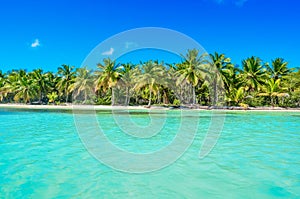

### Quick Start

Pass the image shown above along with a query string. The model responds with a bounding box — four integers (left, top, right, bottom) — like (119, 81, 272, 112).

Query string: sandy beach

(1, 103, 300, 112)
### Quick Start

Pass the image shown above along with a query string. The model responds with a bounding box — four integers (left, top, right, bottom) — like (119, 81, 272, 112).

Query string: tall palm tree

(209, 53, 238, 87)
(95, 58, 120, 105)
(71, 67, 95, 104)
(209, 52, 236, 105)
(266, 58, 291, 80)
(57, 64, 76, 103)
(134, 61, 166, 107)
(30, 69, 50, 103)
(176, 49, 207, 104)
(241, 56, 266, 93)
(119, 63, 137, 105)
(45, 71, 57, 91)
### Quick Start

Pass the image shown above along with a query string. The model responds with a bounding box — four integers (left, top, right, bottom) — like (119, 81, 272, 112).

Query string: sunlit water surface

(0, 108, 299, 198)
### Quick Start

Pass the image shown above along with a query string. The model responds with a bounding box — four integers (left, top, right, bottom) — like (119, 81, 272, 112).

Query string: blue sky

(0, 0, 299, 72)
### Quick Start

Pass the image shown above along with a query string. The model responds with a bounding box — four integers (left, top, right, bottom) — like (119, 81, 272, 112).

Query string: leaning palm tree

(70, 67, 95, 104)
(134, 61, 166, 107)
(56, 64, 76, 103)
(0, 71, 18, 102)
(176, 49, 207, 104)
(12, 70, 37, 103)
(95, 58, 120, 105)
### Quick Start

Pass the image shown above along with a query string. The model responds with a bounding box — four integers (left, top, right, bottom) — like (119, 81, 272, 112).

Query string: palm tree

(95, 58, 120, 105)
(45, 71, 57, 90)
(241, 56, 266, 93)
(30, 69, 51, 103)
(1, 52, 300, 107)
(71, 67, 95, 104)
(134, 61, 166, 107)
(176, 49, 207, 104)
(11, 70, 37, 103)
(0, 70, 4, 81)
(152, 60, 167, 104)
(57, 64, 76, 103)
(258, 78, 288, 106)
(209, 52, 236, 105)
(47, 92, 58, 104)
(232, 86, 246, 106)
(119, 63, 137, 105)
(0, 71, 17, 102)
(0, 70, 7, 101)
(289, 69, 300, 106)
(266, 58, 291, 80)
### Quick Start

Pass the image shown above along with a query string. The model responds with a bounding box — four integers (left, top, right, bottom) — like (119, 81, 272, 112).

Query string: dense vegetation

(0, 49, 299, 108)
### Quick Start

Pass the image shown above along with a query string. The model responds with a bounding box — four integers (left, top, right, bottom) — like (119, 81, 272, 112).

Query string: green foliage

(47, 92, 58, 104)
(173, 99, 181, 105)
(0, 50, 299, 107)
(95, 96, 111, 105)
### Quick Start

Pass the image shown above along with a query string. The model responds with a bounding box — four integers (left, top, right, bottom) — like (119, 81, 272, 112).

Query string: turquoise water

(0, 108, 300, 198)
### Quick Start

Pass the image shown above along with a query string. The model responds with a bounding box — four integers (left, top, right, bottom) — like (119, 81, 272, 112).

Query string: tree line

(0, 49, 299, 107)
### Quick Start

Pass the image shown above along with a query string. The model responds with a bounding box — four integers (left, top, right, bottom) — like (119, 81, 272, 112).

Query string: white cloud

(31, 39, 40, 48)
(101, 47, 114, 56)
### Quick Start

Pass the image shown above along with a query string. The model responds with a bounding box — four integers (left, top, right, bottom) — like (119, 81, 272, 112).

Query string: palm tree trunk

(65, 88, 68, 103)
(157, 90, 161, 104)
(84, 91, 87, 104)
(39, 91, 42, 103)
(125, 87, 129, 106)
(179, 86, 183, 103)
(111, 87, 115, 106)
(213, 79, 218, 106)
(148, 90, 152, 107)
(192, 86, 196, 104)
(163, 90, 169, 104)
(271, 96, 274, 106)
(198, 96, 201, 105)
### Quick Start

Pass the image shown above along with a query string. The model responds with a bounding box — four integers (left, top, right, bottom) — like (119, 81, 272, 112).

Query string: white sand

(0, 103, 300, 112)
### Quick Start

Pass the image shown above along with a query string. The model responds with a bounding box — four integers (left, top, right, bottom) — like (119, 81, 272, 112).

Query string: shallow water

(0, 108, 299, 198)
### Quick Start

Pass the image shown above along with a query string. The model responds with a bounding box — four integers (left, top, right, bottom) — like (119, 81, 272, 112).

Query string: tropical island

(1, 49, 299, 110)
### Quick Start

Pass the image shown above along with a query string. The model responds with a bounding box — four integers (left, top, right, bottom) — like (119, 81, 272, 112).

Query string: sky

(0, 0, 300, 72)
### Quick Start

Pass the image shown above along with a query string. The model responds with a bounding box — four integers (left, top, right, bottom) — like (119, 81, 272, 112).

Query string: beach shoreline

(1, 103, 300, 112)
